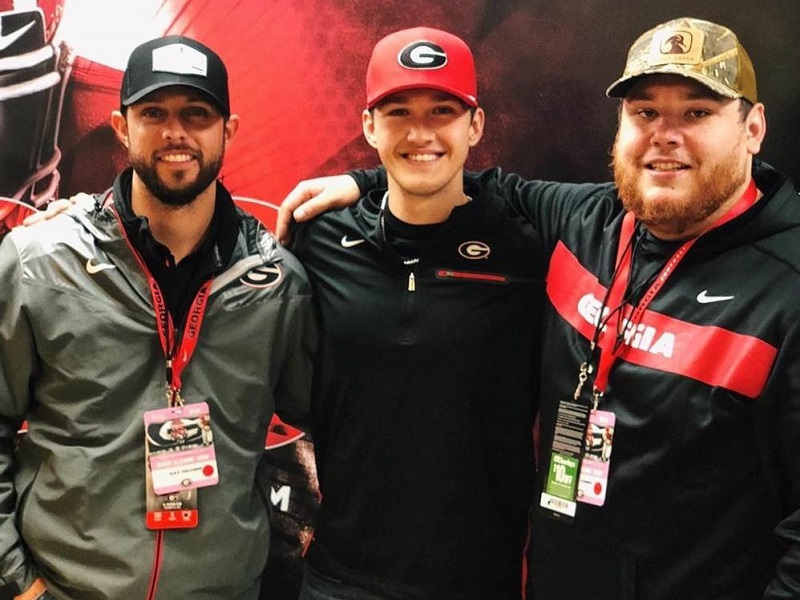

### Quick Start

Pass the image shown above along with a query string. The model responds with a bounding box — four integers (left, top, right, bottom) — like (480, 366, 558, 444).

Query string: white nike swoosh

(0, 21, 35, 52)
(696, 290, 735, 304)
(86, 259, 116, 275)
(341, 236, 366, 248)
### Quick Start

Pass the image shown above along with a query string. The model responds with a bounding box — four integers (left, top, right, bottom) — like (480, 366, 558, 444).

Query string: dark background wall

(310, 0, 799, 186)
(466, 0, 800, 184)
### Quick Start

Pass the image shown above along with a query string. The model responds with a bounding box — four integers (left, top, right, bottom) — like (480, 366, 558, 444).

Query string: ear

(362, 108, 379, 149)
(223, 113, 241, 149)
(111, 110, 129, 148)
(745, 102, 766, 155)
(468, 107, 485, 147)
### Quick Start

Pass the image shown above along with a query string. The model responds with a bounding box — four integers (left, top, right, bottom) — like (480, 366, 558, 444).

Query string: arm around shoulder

(276, 175, 364, 244)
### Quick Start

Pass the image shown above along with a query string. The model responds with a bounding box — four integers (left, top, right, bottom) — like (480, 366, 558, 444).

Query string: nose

(650, 117, 682, 146)
(406, 121, 435, 144)
(162, 114, 188, 142)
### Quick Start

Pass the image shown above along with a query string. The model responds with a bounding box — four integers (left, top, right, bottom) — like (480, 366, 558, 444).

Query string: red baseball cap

(365, 27, 478, 109)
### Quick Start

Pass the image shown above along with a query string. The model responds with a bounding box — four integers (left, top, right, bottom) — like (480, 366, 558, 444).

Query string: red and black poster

(2, 1, 798, 598)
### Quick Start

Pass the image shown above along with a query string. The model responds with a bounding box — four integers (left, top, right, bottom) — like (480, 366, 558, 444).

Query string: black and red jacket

(292, 182, 544, 599)
(479, 161, 800, 600)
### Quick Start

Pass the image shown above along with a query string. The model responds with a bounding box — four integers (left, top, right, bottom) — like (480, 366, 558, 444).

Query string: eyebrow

(381, 91, 461, 105)
(137, 89, 214, 105)
(625, 87, 725, 103)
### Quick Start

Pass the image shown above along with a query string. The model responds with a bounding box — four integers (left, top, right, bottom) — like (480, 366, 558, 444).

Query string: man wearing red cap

(291, 27, 541, 599)
(281, 17, 800, 600)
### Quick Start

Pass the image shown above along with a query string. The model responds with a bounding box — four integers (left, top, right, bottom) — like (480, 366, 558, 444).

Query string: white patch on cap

(649, 27, 705, 66)
(152, 43, 208, 76)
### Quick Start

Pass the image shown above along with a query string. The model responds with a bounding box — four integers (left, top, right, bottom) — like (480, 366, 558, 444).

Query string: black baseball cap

(120, 35, 230, 117)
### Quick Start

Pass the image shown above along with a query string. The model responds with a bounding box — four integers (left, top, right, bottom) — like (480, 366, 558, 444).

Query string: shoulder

(466, 167, 618, 229)
(3, 212, 88, 257)
(0, 212, 110, 298)
(234, 211, 312, 291)
(291, 198, 369, 254)
(749, 173, 800, 272)
(467, 166, 612, 197)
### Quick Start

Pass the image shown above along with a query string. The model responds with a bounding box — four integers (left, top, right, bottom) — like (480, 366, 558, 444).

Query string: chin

(395, 180, 442, 197)
(643, 190, 681, 207)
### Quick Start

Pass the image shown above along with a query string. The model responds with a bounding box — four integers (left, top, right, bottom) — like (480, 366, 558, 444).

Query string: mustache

(155, 145, 200, 156)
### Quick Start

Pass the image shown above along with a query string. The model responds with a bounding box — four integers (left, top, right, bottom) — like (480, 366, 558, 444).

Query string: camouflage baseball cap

(606, 17, 757, 103)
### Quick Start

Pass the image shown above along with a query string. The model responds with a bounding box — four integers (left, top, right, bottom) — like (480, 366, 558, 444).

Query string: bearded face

(612, 131, 748, 238)
(117, 89, 233, 208)
(611, 76, 760, 240)
(129, 146, 223, 207)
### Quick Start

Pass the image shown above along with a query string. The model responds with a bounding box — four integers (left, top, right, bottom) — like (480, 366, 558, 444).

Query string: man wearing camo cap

(523, 17, 800, 600)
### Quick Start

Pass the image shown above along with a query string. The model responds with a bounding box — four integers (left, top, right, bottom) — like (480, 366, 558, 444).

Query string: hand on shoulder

(276, 175, 360, 244)
(20, 194, 96, 227)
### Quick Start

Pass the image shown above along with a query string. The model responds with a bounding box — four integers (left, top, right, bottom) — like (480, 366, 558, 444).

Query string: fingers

(20, 194, 95, 227)
(20, 198, 74, 226)
(276, 176, 360, 244)
(13, 577, 47, 600)
(276, 182, 318, 244)
(291, 188, 346, 221)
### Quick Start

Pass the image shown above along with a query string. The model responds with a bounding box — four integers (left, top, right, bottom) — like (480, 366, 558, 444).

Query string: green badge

(545, 452, 579, 499)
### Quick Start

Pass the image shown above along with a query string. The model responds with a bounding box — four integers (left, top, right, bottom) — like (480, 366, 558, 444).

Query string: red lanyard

(591, 179, 758, 400)
(109, 200, 213, 406)
(148, 275, 212, 406)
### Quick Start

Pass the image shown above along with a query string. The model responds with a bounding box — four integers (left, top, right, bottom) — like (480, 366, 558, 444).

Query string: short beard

(612, 138, 747, 238)
(130, 152, 223, 207)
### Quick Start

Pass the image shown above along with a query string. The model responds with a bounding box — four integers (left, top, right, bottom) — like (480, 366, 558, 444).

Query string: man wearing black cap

(0, 35, 315, 599)
(280, 17, 800, 600)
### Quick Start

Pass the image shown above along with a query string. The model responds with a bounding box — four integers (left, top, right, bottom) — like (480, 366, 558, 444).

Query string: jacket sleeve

(466, 168, 617, 246)
(347, 166, 385, 195)
(760, 321, 800, 598)
(348, 165, 614, 253)
(271, 252, 318, 432)
(0, 237, 39, 596)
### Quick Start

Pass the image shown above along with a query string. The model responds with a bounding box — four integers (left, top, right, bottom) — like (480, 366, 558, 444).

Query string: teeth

(407, 153, 439, 162)
(649, 161, 684, 171)
(161, 153, 193, 163)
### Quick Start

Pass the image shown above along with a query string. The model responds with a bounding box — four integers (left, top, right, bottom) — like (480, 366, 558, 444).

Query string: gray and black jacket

(0, 175, 316, 599)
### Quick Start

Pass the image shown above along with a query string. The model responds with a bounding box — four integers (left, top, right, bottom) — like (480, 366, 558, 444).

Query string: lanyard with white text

(110, 201, 213, 407)
(148, 276, 212, 407)
(591, 179, 759, 405)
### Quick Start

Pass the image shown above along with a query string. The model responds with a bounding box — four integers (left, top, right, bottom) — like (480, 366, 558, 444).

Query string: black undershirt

(624, 224, 684, 305)
(112, 169, 239, 324)
(382, 205, 443, 260)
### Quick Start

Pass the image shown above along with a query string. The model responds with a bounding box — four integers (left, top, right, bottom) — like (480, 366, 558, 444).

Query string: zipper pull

(402, 258, 419, 293)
